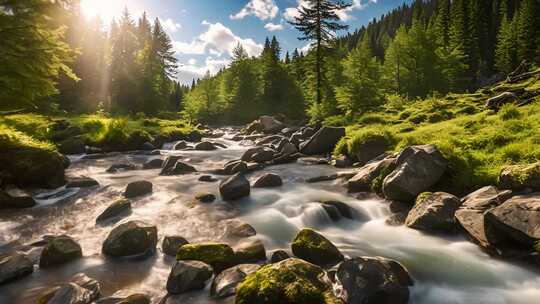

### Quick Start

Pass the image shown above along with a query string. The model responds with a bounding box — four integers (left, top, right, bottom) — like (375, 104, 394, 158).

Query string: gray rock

(455, 186, 513, 252)
(106, 163, 137, 173)
(405, 192, 461, 232)
(299, 127, 346, 155)
(160, 156, 182, 175)
(383, 145, 448, 202)
(334, 257, 413, 304)
(253, 173, 282, 188)
(96, 199, 131, 223)
(270, 250, 289, 263)
(320, 200, 357, 221)
(354, 138, 389, 166)
(102, 221, 158, 257)
(166, 260, 213, 294)
(162, 236, 189, 257)
(224, 220, 257, 239)
(0, 192, 36, 209)
(224, 161, 248, 175)
(37, 273, 100, 304)
(173, 141, 188, 150)
(39, 235, 82, 268)
(65, 176, 99, 188)
(95, 293, 150, 304)
(347, 156, 396, 193)
(499, 162, 540, 191)
(0, 252, 33, 285)
(194, 141, 217, 151)
(168, 162, 197, 175)
(219, 173, 250, 201)
(210, 264, 260, 298)
(233, 239, 266, 263)
(142, 158, 163, 169)
(251, 150, 276, 163)
(291, 228, 343, 267)
(124, 180, 153, 198)
(259, 116, 285, 134)
(241, 147, 266, 162)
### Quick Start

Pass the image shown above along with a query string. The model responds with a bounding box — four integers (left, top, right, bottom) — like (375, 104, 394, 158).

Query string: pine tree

(434, 0, 451, 47)
(288, 0, 352, 107)
(0, 0, 77, 108)
(495, 14, 519, 73)
(284, 52, 291, 64)
(516, 0, 540, 64)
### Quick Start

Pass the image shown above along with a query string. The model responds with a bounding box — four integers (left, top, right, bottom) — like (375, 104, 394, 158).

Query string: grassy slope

(333, 70, 540, 195)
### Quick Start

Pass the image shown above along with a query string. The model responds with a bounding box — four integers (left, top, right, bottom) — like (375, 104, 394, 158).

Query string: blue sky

(81, 0, 412, 84)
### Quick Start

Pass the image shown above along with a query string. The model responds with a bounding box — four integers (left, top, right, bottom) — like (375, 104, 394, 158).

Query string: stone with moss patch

(499, 162, 540, 191)
(235, 258, 342, 304)
(176, 242, 236, 273)
(291, 228, 343, 267)
(40, 235, 82, 268)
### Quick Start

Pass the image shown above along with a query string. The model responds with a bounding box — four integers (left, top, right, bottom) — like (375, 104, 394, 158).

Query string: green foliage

(498, 104, 522, 121)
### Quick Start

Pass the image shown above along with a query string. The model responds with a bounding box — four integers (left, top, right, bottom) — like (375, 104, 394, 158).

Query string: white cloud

(161, 18, 181, 33)
(284, 0, 377, 22)
(264, 22, 284, 31)
(187, 58, 197, 65)
(230, 0, 279, 21)
(173, 21, 263, 57)
(300, 43, 312, 54)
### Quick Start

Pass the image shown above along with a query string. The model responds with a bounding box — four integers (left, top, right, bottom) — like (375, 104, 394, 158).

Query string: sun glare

(80, 0, 127, 23)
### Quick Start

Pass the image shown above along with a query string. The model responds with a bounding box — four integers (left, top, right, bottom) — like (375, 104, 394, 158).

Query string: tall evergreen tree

(516, 0, 540, 64)
(288, 0, 352, 107)
(495, 14, 519, 73)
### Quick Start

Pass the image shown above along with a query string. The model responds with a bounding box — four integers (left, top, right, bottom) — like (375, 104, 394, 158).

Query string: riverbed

(1, 129, 539, 304)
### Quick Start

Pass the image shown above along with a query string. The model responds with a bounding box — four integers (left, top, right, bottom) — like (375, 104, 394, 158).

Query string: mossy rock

(291, 228, 344, 267)
(235, 258, 342, 304)
(176, 242, 236, 272)
(39, 235, 82, 268)
(499, 162, 540, 191)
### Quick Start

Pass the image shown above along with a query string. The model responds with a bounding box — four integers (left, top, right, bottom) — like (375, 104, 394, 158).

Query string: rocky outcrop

(291, 228, 344, 267)
(96, 199, 131, 223)
(37, 273, 100, 304)
(253, 173, 283, 188)
(39, 235, 83, 268)
(334, 257, 413, 304)
(219, 173, 250, 201)
(300, 127, 345, 155)
(0, 252, 33, 285)
(235, 258, 340, 304)
(210, 264, 260, 298)
(499, 162, 540, 191)
(176, 242, 236, 273)
(167, 162, 197, 175)
(102, 221, 158, 257)
(162, 236, 189, 257)
(455, 186, 513, 253)
(382, 145, 448, 202)
(233, 239, 266, 263)
(166, 260, 213, 294)
(486, 193, 540, 248)
(405, 192, 461, 232)
(124, 180, 153, 198)
(347, 155, 396, 193)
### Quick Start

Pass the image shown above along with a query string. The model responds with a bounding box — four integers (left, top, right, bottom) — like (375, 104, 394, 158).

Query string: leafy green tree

(0, 0, 77, 109)
(335, 35, 381, 116)
(288, 0, 351, 107)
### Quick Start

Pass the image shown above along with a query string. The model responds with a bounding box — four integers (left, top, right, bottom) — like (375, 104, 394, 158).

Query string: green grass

(332, 76, 540, 195)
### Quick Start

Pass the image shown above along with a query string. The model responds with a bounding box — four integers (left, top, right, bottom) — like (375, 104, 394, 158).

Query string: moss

(176, 242, 236, 271)
(291, 228, 343, 267)
(235, 258, 341, 304)
(334, 128, 395, 157)
(371, 162, 398, 194)
(499, 162, 540, 189)
(535, 241, 540, 253)
(415, 192, 433, 205)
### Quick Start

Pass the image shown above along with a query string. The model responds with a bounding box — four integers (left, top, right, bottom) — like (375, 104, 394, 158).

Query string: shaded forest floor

(334, 69, 540, 194)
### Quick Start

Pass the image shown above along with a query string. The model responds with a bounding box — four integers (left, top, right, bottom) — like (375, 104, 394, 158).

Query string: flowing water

(1, 129, 540, 304)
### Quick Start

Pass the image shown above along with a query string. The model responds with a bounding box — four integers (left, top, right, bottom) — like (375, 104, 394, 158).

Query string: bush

(498, 104, 522, 121)
(335, 128, 395, 157)
(358, 113, 386, 125)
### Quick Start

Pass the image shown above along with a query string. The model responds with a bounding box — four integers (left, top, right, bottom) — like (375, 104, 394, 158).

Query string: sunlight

(80, 0, 125, 23)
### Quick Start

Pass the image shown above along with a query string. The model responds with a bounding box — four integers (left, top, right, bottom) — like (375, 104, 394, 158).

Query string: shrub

(408, 113, 427, 124)
(498, 104, 522, 121)
(358, 113, 386, 125)
(335, 128, 395, 157)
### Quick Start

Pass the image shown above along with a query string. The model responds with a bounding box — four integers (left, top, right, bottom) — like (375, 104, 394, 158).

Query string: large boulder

(291, 228, 344, 267)
(251, 150, 276, 163)
(259, 116, 285, 134)
(382, 145, 448, 202)
(334, 257, 413, 304)
(354, 138, 390, 166)
(0, 252, 33, 285)
(194, 141, 217, 151)
(499, 162, 540, 191)
(96, 199, 131, 223)
(300, 127, 346, 155)
(455, 186, 513, 253)
(405, 192, 461, 232)
(253, 173, 283, 188)
(224, 220, 257, 239)
(219, 173, 250, 201)
(39, 235, 83, 268)
(176, 242, 236, 273)
(166, 260, 213, 294)
(224, 161, 248, 175)
(0, 192, 36, 209)
(124, 180, 153, 198)
(233, 239, 267, 263)
(485, 193, 540, 248)
(347, 155, 396, 193)
(0, 134, 67, 188)
(173, 141, 188, 150)
(162, 236, 189, 257)
(210, 264, 260, 298)
(102, 221, 158, 257)
(241, 147, 266, 162)
(37, 273, 100, 304)
(235, 258, 340, 304)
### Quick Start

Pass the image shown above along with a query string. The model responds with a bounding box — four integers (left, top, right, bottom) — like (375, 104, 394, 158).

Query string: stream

(1, 128, 540, 304)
